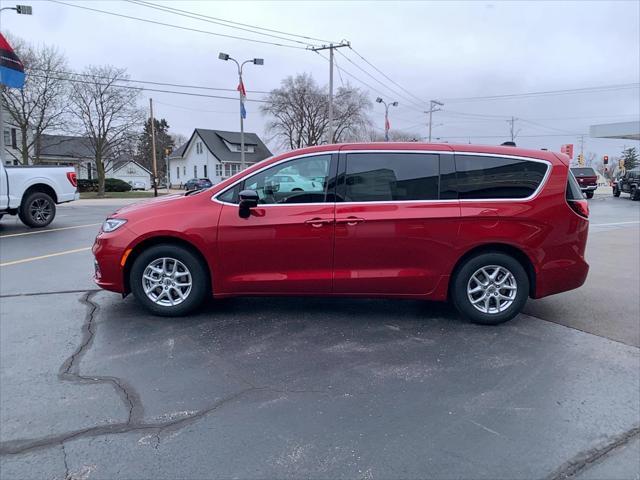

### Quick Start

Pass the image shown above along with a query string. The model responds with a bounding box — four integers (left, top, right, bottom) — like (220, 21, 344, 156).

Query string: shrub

(105, 178, 132, 192)
(77, 179, 98, 192)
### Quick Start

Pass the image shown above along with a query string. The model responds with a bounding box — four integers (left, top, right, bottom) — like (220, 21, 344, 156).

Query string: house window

(3, 129, 9, 146)
(176, 166, 180, 179)
(204, 165, 208, 177)
(215, 164, 223, 177)
(11, 129, 17, 149)
(196, 142, 203, 154)
(183, 166, 186, 175)
(194, 165, 197, 178)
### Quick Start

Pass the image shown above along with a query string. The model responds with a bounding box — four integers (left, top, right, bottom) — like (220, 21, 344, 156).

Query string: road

(1, 196, 638, 479)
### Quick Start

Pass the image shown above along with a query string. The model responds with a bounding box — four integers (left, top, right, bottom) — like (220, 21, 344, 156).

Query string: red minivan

(93, 143, 589, 325)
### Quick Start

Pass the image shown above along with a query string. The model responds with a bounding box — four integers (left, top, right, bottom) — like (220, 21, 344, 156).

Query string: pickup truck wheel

(631, 186, 639, 201)
(130, 244, 208, 317)
(451, 252, 529, 325)
(19, 191, 56, 228)
(613, 186, 621, 197)
(585, 191, 594, 199)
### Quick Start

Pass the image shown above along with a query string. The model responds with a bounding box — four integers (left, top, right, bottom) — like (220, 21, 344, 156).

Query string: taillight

(66, 171, 78, 188)
(568, 199, 589, 218)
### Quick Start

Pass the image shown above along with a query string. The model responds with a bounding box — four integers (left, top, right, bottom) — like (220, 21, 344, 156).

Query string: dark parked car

(184, 178, 213, 191)
(613, 167, 640, 200)
(571, 167, 598, 199)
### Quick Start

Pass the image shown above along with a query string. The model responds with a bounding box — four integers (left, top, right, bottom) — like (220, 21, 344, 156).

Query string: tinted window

(566, 171, 584, 200)
(455, 155, 548, 199)
(344, 153, 439, 202)
(571, 167, 596, 177)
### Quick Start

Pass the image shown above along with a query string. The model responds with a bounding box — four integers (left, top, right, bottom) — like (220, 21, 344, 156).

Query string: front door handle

(336, 216, 365, 226)
(305, 218, 334, 228)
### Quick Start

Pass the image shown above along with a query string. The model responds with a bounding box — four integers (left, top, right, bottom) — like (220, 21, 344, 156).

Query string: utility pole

(426, 100, 444, 142)
(508, 116, 520, 143)
(309, 41, 350, 144)
(149, 98, 158, 197)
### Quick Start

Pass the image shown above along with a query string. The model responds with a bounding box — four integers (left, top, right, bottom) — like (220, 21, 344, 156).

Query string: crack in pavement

(60, 443, 70, 480)
(546, 425, 640, 479)
(0, 289, 101, 299)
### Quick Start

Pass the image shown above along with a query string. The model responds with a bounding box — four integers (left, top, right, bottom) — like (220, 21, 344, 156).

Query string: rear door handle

(305, 218, 334, 228)
(336, 216, 365, 226)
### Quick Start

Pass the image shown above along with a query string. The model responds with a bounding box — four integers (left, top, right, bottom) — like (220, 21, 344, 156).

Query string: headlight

(102, 218, 127, 232)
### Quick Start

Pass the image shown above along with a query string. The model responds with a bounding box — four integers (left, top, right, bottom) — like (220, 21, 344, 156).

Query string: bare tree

(69, 65, 144, 196)
(261, 73, 371, 149)
(1, 35, 69, 164)
(356, 127, 422, 142)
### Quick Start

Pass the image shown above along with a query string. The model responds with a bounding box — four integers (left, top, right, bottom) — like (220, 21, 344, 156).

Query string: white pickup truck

(0, 162, 79, 228)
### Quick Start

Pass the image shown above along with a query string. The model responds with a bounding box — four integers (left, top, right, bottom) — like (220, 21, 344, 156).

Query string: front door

(216, 153, 337, 295)
(332, 151, 460, 296)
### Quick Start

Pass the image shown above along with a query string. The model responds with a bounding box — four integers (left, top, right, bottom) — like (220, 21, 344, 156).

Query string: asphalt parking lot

(1, 195, 639, 479)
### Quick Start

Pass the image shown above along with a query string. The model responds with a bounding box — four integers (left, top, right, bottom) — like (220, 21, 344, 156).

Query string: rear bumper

(58, 191, 80, 203)
(534, 256, 589, 298)
(579, 185, 597, 191)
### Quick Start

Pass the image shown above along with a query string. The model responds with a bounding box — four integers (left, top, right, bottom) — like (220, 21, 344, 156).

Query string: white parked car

(131, 181, 147, 191)
(0, 162, 79, 227)
(267, 174, 322, 192)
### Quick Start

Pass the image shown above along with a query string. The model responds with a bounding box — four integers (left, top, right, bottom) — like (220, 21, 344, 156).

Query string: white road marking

(0, 247, 92, 267)
(591, 221, 640, 227)
(0, 223, 101, 239)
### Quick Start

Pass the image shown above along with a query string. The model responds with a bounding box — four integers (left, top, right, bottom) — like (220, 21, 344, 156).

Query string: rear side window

(344, 153, 439, 202)
(571, 167, 596, 177)
(455, 155, 548, 199)
(566, 171, 584, 200)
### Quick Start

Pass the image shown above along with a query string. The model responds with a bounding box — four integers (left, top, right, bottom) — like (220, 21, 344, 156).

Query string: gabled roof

(38, 135, 95, 159)
(110, 160, 152, 175)
(170, 129, 272, 163)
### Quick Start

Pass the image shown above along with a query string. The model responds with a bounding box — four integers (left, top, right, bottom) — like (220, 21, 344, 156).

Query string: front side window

(455, 155, 548, 199)
(219, 154, 331, 204)
(343, 153, 439, 202)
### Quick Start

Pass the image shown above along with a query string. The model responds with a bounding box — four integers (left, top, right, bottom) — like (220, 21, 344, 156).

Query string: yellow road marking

(0, 247, 92, 267)
(0, 223, 101, 239)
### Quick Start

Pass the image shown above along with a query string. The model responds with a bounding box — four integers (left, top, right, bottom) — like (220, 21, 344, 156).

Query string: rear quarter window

(455, 155, 548, 199)
(566, 170, 584, 200)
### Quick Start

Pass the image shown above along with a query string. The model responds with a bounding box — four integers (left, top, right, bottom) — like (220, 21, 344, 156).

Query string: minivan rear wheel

(130, 244, 208, 316)
(452, 253, 529, 325)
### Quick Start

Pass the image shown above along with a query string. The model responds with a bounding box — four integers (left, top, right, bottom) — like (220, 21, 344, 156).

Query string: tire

(585, 191, 594, 199)
(130, 244, 209, 316)
(613, 186, 620, 197)
(631, 186, 640, 201)
(451, 252, 529, 325)
(18, 191, 56, 228)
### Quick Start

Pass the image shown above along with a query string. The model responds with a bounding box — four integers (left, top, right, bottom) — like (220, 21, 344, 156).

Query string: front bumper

(92, 227, 136, 293)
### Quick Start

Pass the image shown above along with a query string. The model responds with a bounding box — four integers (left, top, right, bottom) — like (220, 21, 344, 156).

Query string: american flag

(238, 79, 247, 119)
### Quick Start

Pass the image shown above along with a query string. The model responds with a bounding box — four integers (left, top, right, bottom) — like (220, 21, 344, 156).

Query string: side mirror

(238, 189, 259, 218)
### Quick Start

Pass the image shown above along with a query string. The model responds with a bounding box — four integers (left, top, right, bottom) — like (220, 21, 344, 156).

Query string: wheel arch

(22, 183, 58, 204)
(449, 243, 536, 298)
(122, 235, 212, 295)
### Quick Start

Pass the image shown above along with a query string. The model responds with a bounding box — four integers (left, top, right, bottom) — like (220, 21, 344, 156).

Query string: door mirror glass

(239, 189, 259, 218)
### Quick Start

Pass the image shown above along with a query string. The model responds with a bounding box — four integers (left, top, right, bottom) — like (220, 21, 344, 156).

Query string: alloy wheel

(467, 265, 518, 315)
(29, 198, 53, 225)
(142, 257, 193, 307)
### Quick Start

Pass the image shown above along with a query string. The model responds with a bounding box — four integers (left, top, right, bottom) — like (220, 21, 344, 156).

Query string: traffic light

(603, 155, 609, 165)
(15, 5, 32, 15)
(577, 153, 585, 166)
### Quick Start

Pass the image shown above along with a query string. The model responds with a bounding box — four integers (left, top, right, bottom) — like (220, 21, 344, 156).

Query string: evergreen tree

(620, 147, 638, 170)
(135, 118, 175, 178)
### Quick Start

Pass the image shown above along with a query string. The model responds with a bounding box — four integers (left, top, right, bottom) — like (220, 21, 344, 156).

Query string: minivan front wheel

(452, 253, 529, 325)
(130, 244, 208, 316)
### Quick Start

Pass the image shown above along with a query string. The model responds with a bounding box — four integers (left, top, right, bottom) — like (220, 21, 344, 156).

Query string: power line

(437, 133, 587, 139)
(441, 83, 640, 103)
(127, 0, 336, 45)
(28, 73, 269, 103)
(347, 46, 427, 105)
(335, 49, 425, 110)
(125, 0, 322, 49)
(49, 0, 309, 50)
(30, 67, 271, 95)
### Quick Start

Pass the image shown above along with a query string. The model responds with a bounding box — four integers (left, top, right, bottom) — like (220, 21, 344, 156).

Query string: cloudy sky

(3, 0, 639, 158)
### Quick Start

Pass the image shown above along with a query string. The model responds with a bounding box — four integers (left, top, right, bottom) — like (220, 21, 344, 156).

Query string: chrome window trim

(211, 149, 552, 207)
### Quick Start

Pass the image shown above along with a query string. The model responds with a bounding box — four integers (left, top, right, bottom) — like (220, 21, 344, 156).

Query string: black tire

(130, 244, 209, 316)
(613, 186, 621, 197)
(585, 191, 594, 199)
(18, 191, 56, 228)
(631, 186, 640, 201)
(451, 252, 529, 325)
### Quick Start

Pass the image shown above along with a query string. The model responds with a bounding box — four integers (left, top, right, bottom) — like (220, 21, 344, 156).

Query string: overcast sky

(3, 0, 639, 158)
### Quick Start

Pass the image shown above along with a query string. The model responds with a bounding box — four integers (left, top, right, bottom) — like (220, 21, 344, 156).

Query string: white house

(168, 129, 272, 187)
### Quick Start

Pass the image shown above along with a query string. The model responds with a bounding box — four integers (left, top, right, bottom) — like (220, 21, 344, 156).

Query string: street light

(376, 97, 398, 142)
(218, 52, 264, 171)
(0, 4, 32, 14)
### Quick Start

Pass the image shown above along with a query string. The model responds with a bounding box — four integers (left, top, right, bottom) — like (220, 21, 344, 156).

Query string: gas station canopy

(589, 121, 640, 141)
